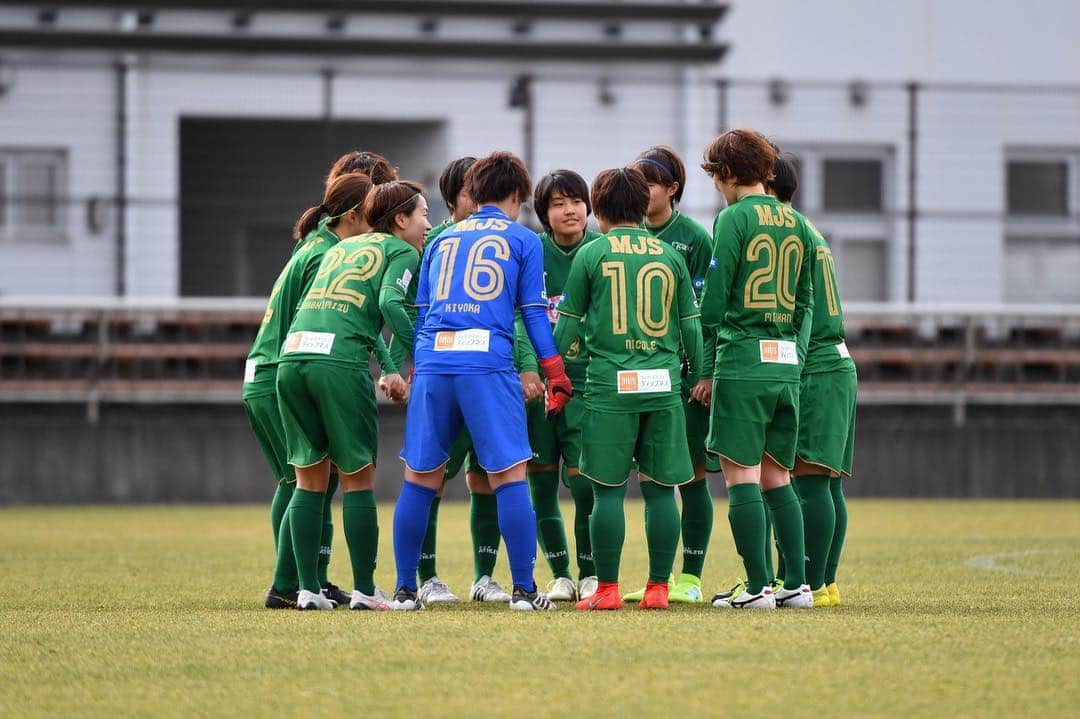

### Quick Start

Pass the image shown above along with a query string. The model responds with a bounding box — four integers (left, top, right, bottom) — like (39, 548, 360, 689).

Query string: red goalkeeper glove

(538, 354, 573, 420)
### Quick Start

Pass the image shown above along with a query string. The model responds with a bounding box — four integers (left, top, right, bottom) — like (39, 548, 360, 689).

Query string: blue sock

(392, 481, 437, 592)
(495, 480, 538, 592)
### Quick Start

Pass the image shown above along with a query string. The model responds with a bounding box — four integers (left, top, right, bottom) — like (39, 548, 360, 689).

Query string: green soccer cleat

(622, 574, 674, 602)
(668, 573, 704, 603)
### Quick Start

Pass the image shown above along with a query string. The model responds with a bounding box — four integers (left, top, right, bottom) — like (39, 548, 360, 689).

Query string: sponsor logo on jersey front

(759, 339, 798, 365)
(283, 331, 335, 355)
(243, 359, 257, 383)
(433, 328, 490, 352)
(616, 369, 672, 394)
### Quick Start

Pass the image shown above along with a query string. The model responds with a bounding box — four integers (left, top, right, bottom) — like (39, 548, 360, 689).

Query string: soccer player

(700, 129, 815, 609)
(248, 171, 405, 609)
(393, 151, 573, 611)
(620, 146, 716, 605)
(555, 167, 704, 611)
(766, 154, 856, 608)
(276, 180, 429, 610)
(526, 169, 605, 601)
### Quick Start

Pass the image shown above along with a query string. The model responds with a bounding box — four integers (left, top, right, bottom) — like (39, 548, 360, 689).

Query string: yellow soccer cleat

(668, 573, 705, 603)
(812, 585, 832, 607)
(827, 583, 842, 606)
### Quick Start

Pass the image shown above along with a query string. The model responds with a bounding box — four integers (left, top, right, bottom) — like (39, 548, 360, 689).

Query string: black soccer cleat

(391, 586, 423, 611)
(264, 586, 299, 609)
(509, 585, 556, 611)
(321, 582, 349, 608)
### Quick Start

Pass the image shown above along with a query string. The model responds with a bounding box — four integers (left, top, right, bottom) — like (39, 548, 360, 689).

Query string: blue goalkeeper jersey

(413, 205, 548, 374)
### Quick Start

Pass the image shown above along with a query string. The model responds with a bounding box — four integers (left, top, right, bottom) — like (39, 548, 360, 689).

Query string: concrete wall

(1, 402, 1077, 504)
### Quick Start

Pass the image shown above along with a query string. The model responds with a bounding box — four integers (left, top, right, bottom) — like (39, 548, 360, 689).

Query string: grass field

(1, 499, 1078, 717)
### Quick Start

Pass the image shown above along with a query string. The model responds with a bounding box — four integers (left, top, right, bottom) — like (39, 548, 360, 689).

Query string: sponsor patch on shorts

(836, 341, 850, 358)
(283, 331, 335, 355)
(433, 328, 490, 352)
(244, 359, 257, 383)
(759, 339, 798, 365)
(616, 369, 672, 394)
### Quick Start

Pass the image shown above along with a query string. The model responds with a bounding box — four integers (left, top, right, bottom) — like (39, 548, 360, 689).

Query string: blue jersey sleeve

(516, 231, 548, 309)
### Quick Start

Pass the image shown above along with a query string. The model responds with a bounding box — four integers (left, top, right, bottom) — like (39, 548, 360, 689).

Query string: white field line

(965, 549, 1072, 577)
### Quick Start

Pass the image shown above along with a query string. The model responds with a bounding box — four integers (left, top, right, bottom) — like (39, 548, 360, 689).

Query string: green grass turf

(1, 499, 1077, 717)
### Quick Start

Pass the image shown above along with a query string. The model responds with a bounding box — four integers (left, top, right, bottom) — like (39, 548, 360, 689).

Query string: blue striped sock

(392, 481, 437, 592)
(495, 480, 538, 593)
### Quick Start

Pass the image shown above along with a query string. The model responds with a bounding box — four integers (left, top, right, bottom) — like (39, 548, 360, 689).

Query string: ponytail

(293, 172, 373, 241)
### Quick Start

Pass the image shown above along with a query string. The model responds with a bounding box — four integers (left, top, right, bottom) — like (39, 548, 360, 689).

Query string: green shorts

(579, 407, 694, 487)
(443, 431, 488, 480)
(682, 381, 710, 470)
(527, 392, 584, 476)
(796, 370, 857, 476)
(242, 392, 295, 484)
(276, 361, 378, 474)
(707, 379, 799, 470)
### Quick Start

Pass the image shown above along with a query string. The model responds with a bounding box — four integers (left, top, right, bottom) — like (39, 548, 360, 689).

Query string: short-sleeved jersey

(701, 194, 814, 383)
(281, 232, 419, 368)
(558, 226, 700, 413)
(413, 205, 548, 374)
(646, 210, 713, 298)
(800, 220, 856, 375)
(539, 229, 604, 383)
(243, 218, 339, 398)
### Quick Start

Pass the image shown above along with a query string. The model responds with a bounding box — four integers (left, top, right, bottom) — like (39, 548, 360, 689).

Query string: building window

(779, 144, 895, 301)
(0, 148, 68, 241)
(1004, 149, 1080, 302)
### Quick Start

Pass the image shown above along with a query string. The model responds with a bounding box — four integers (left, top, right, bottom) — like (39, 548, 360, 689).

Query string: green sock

(589, 482, 626, 584)
(792, 475, 836, 589)
(318, 473, 338, 587)
(825, 478, 848, 585)
(418, 496, 440, 582)
(764, 485, 807, 589)
(763, 502, 776, 583)
(470, 492, 500, 580)
(342, 490, 378, 595)
(528, 471, 571, 579)
(677, 478, 712, 578)
(287, 488, 326, 593)
(271, 506, 298, 592)
(566, 469, 595, 578)
(270, 481, 294, 552)
(726, 484, 769, 594)
(641, 481, 680, 584)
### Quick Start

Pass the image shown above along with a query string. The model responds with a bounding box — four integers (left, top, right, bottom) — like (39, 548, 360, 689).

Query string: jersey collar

(476, 204, 511, 219)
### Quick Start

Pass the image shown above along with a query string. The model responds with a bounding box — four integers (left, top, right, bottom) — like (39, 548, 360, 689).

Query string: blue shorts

(401, 371, 531, 473)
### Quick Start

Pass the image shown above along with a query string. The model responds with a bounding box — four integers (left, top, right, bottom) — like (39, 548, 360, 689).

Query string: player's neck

(733, 183, 767, 202)
(552, 229, 585, 248)
(482, 198, 519, 219)
(646, 204, 674, 229)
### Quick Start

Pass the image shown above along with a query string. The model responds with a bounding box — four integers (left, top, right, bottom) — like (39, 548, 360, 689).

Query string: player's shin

(470, 492, 501, 580)
(825, 478, 847, 586)
(764, 485, 807, 589)
(343, 490, 378, 596)
(566, 469, 595, 578)
(528, 471, 572, 579)
(287, 488, 327, 594)
(589, 482, 627, 584)
(494, 480, 539, 592)
(678, 478, 712, 578)
(318, 473, 338, 587)
(271, 507, 299, 593)
(270, 481, 294, 552)
(418, 496, 441, 583)
(726, 484, 770, 594)
(641, 482, 680, 584)
(392, 481, 437, 592)
(792, 475, 835, 591)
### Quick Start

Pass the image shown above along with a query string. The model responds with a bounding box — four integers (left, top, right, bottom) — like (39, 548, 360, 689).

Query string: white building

(1, 0, 1077, 302)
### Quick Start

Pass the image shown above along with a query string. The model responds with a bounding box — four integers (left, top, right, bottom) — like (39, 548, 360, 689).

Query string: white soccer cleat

(578, 576, 599, 600)
(712, 585, 775, 609)
(350, 587, 392, 611)
(546, 576, 578, 601)
(509, 585, 556, 611)
(470, 575, 512, 602)
(297, 589, 335, 611)
(418, 576, 460, 604)
(390, 587, 423, 611)
(774, 584, 814, 609)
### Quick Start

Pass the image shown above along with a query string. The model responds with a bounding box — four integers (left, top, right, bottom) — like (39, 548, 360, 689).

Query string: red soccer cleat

(639, 581, 669, 610)
(576, 582, 623, 610)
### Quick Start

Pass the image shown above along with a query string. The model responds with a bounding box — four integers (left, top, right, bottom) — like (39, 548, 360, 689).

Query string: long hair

(293, 172, 373, 241)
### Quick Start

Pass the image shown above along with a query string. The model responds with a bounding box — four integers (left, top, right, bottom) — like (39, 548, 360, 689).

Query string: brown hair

(364, 180, 426, 234)
(700, 128, 777, 187)
(632, 145, 686, 205)
(293, 172, 373, 241)
(326, 150, 398, 188)
(466, 150, 531, 205)
(590, 167, 650, 226)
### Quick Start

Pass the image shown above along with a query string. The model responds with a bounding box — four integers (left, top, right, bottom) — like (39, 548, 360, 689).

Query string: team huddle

(243, 127, 856, 612)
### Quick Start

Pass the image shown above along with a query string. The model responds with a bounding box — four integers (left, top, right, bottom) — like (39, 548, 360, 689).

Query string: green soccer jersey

(539, 228, 604, 383)
(701, 194, 814, 383)
(558, 226, 701, 413)
(798, 220, 856, 375)
(243, 218, 340, 398)
(647, 210, 716, 379)
(282, 232, 419, 368)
